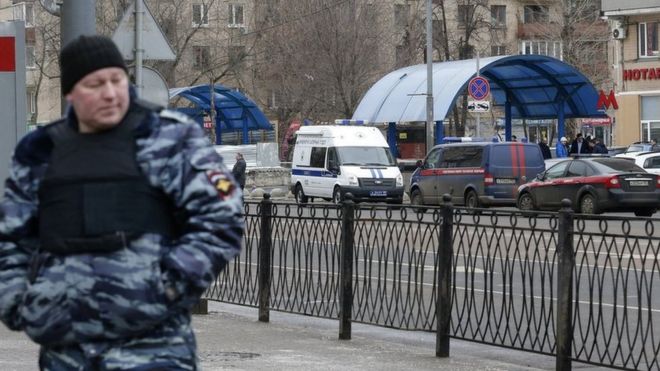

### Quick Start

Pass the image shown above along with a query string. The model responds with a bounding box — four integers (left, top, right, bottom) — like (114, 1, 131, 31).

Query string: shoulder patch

(159, 110, 196, 125)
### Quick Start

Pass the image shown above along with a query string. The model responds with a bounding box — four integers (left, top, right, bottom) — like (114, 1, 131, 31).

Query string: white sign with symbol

(112, 1, 176, 61)
(468, 100, 490, 113)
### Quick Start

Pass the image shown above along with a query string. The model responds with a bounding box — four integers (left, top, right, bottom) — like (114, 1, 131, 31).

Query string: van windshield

(336, 147, 396, 166)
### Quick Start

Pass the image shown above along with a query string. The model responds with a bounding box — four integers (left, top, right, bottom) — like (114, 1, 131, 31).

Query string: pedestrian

(232, 152, 247, 190)
(556, 136, 569, 158)
(592, 137, 608, 154)
(538, 137, 552, 159)
(511, 135, 518, 142)
(651, 138, 660, 151)
(0, 35, 244, 370)
(569, 133, 591, 154)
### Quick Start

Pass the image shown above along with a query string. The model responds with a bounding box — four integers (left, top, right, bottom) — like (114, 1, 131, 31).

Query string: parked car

(615, 142, 660, 157)
(618, 151, 660, 175)
(409, 142, 545, 207)
(517, 158, 660, 216)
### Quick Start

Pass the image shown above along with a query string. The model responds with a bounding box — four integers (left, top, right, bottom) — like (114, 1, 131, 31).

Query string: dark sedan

(517, 158, 660, 216)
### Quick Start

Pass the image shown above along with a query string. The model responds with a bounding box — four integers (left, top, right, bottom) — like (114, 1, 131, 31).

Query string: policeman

(0, 35, 244, 369)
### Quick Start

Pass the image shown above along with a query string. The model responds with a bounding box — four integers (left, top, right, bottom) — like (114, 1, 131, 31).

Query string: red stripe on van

(517, 143, 525, 179)
(510, 145, 518, 178)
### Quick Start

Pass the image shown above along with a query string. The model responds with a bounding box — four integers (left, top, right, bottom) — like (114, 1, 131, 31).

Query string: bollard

(436, 194, 453, 357)
(258, 193, 273, 322)
(339, 193, 355, 340)
(556, 199, 575, 370)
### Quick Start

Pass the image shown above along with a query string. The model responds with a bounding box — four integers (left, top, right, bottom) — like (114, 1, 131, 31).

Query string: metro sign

(0, 37, 16, 72)
(597, 90, 618, 110)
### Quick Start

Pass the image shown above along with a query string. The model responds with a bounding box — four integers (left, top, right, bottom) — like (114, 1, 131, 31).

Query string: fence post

(258, 193, 273, 323)
(556, 199, 574, 371)
(436, 194, 453, 357)
(339, 193, 355, 340)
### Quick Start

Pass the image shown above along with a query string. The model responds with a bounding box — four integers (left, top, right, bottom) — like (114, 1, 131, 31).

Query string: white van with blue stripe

(291, 125, 404, 204)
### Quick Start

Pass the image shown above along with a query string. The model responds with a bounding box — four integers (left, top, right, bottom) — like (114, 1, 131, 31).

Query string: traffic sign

(468, 76, 490, 101)
(468, 100, 490, 113)
(112, 0, 176, 61)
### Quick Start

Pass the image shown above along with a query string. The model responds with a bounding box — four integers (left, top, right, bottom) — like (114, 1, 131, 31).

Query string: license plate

(370, 190, 387, 197)
(495, 178, 516, 184)
(629, 180, 649, 187)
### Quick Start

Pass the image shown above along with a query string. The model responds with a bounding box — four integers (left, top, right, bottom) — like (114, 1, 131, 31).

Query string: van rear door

(485, 144, 545, 199)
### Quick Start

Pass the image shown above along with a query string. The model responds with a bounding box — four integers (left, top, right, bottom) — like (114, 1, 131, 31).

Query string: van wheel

(465, 190, 480, 208)
(579, 194, 599, 215)
(517, 193, 536, 211)
(295, 184, 308, 205)
(410, 189, 426, 212)
(332, 187, 343, 204)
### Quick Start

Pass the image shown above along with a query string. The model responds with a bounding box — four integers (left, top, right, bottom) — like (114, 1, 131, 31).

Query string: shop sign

(623, 67, 660, 81)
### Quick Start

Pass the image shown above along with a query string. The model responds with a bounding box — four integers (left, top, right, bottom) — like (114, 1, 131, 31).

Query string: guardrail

(205, 194, 660, 370)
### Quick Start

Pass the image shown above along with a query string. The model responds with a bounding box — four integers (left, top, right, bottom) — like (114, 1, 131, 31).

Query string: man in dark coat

(538, 138, 552, 159)
(569, 133, 591, 154)
(232, 152, 247, 190)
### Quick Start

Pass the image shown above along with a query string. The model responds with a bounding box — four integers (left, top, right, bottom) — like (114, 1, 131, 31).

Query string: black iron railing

(204, 195, 660, 370)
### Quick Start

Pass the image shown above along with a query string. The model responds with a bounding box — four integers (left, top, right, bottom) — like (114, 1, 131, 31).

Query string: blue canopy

(352, 55, 606, 143)
(169, 84, 272, 144)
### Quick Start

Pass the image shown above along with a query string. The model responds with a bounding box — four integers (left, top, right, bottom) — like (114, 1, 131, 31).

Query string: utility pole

(425, 0, 434, 153)
(134, 0, 144, 96)
(59, 1, 96, 114)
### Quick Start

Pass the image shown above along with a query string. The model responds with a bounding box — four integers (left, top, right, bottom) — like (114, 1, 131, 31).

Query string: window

(395, 44, 407, 67)
(641, 121, 660, 143)
(639, 22, 659, 58)
(520, 40, 562, 60)
(440, 147, 483, 168)
(457, 5, 474, 28)
(545, 162, 569, 179)
(26, 88, 36, 115)
(394, 4, 409, 27)
(192, 46, 210, 68)
(229, 3, 244, 27)
(26, 44, 35, 68)
(491, 45, 506, 56)
(491, 5, 506, 27)
(523, 5, 548, 24)
(13, 3, 34, 27)
(309, 147, 326, 168)
(566, 161, 588, 177)
(192, 4, 209, 26)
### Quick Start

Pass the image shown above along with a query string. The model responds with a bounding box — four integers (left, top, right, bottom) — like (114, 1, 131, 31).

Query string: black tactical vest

(38, 104, 177, 254)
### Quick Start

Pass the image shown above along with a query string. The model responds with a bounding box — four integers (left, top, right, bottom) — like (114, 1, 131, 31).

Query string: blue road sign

(468, 76, 490, 100)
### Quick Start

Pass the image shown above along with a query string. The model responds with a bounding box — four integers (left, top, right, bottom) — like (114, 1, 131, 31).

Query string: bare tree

(253, 0, 390, 125)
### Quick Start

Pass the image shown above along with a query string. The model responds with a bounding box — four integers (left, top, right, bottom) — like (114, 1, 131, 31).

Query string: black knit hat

(59, 35, 128, 95)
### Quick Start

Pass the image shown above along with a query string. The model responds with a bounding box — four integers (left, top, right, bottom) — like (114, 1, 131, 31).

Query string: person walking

(232, 152, 247, 190)
(591, 137, 609, 154)
(556, 137, 569, 158)
(0, 35, 244, 370)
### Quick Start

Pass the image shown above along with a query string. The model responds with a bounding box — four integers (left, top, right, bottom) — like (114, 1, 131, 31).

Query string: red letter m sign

(597, 90, 618, 110)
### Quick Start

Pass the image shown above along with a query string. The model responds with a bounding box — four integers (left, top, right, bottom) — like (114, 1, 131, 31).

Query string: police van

(409, 141, 545, 208)
(290, 125, 405, 204)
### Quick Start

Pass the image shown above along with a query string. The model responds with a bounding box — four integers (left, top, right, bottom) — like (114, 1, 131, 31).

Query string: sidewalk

(1, 301, 606, 370)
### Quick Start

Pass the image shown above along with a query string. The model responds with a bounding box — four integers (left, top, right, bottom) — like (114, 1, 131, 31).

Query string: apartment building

(602, 0, 660, 145)
(2, 0, 609, 141)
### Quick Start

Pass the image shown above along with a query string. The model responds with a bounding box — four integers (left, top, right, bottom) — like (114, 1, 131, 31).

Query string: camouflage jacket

(0, 98, 244, 346)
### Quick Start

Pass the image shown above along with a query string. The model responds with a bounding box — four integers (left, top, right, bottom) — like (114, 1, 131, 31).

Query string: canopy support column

(242, 117, 249, 145)
(557, 101, 565, 142)
(387, 122, 399, 158)
(505, 98, 512, 141)
(435, 120, 444, 145)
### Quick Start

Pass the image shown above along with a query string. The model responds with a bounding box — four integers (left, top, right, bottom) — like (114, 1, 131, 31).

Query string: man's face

(66, 67, 129, 133)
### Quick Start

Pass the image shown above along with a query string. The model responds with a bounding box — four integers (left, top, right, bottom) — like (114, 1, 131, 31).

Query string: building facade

(602, 0, 660, 145)
(2, 0, 610, 148)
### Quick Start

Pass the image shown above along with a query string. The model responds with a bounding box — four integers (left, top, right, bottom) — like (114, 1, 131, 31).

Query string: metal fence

(205, 195, 660, 370)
